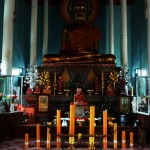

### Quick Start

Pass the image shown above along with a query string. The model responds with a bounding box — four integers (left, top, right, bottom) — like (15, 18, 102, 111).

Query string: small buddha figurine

(57, 76, 63, 94)
(106, 83, 115, 96)
(74, 87, 87, 106)
(43, 0, 116, 64)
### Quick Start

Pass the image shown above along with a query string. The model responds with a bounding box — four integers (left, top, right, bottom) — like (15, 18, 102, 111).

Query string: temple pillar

(120, 0, 128, 67)
(43, 0, 48, 56)
(1, 0, 15, 75)
(147, 0, 150, 75)
(30, 0, 38, 66)
(109, 0, 114, 54)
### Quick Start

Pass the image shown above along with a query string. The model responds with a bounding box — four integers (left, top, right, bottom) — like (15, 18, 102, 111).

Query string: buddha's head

(76, 87, 82, 94)
(72, 1, 88, 24)
(61, 0, 98, 25)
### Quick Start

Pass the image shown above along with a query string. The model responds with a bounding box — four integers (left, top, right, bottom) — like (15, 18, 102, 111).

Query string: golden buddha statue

(43, 0, 116, 64)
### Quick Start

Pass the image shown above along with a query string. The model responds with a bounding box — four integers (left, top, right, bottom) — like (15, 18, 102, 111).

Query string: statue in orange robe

(74, 87, 87, 106)
(43, 0, 116, 64)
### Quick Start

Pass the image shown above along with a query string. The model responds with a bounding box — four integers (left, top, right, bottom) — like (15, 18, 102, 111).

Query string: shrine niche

(24, 0, 123, 96)
(42, 0, 116, 65)
(38, 0, 121, 96)
(36, 64, 121, 96)
(23, 0, 130, 123)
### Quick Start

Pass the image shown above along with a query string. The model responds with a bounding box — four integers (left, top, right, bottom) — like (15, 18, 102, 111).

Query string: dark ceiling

(25, 0, 134, 6)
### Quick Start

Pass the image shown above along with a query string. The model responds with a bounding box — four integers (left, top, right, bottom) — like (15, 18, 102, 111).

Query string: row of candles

(25, 105, 134, 149)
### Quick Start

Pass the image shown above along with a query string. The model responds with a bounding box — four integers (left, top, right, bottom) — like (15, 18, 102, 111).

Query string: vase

(120, 115, 126, 125)
(10, 103, 15, 112)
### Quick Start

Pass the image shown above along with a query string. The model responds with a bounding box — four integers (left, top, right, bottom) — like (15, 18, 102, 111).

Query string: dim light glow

(141, 69, 147, 76)
(12, 68, 19, 75)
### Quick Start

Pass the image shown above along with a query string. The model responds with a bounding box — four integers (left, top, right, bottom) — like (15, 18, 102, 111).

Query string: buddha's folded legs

(42, 54, 116, 64)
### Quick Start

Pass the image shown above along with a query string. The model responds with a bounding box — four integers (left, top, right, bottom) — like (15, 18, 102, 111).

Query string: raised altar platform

(35, 63, 121, 96)
(23, 95, 130, 123)
(0, 111, 145, 147)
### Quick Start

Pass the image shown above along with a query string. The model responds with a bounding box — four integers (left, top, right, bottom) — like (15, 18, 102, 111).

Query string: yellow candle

(36, 124, 40, 148)
(122, 131, 126, 148)
(47, 122, 51, 149)
(69, 104, 75, 144)
(113, 123, 117, 148)
(130, 132, 134, 148)
(89, 106, 95, 145)
(89, 106, 95, 135)
(103, 110, 107, 148)
(25, 133, 28, 149)
(57, 110, 61, 148)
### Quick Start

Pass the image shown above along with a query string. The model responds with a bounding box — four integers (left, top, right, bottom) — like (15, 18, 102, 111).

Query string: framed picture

(38, 95, 49, 112)
(119, 96, 131, 115)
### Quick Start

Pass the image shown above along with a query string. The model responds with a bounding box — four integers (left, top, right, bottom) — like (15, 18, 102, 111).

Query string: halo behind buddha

(60, 0, 99, 24)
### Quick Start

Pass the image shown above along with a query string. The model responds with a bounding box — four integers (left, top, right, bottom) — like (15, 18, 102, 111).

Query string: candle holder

(64, 89, 70, 96)
(53, 83, 57, 95)
(58, 91, 63, 95)
(68, 143, 75, 150)
(89, 143, 95, 150)
(53, 116, 57, 125)
(61, 117, 69, 126)
(76, 119, 85, 126)
(87, 89, 93, 96)
(108, 117, 116, 126)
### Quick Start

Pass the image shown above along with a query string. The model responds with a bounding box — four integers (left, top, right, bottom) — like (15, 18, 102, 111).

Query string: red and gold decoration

(61, 68, 70, 90)
(36, 68, 51, 94)
(109, 70, 119, 89)
(87, 69, 96, 92)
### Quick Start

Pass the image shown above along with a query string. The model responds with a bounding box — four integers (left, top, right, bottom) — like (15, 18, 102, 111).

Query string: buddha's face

(73, 2, 88, 24)
(76, 88, 82, 94)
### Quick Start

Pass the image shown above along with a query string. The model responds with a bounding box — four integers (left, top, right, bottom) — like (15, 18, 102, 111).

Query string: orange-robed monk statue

(43, 0, 116, 64)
